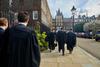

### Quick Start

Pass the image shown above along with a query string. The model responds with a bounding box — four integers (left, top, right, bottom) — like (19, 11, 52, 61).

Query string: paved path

(40, 46, 100, 67)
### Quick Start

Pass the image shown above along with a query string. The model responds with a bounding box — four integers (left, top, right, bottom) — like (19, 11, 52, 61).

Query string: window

(19, 0, 24, 5)
(32, 11, 38, 20)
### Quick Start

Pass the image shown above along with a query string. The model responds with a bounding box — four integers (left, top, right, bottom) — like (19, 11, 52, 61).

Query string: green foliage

(36, 31, 48, 49)
(35, 31, 48, 49)
(74, 22, 85, 32)
(34, 23, 48, 50)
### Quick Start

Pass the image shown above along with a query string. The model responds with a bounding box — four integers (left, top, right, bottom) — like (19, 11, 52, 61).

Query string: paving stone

(40, 62, 58, 67)
(40, 46, 100, 67)
(59, 63, 82, 67)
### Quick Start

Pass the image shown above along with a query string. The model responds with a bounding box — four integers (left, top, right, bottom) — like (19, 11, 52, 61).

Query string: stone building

(0, 0, 13, 27)
(63, 18, 73, 31)
(55, 9, 63, 30)
(53, 9, 78, 32)
(11, 0, 41, 27)
(41, 0, 52, 32)
(11, 0, 52, 32)
(53, 9, 72, 32)
(0, 0, 9, 18)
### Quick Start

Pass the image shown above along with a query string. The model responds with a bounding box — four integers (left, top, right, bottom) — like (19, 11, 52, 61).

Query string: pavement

(40, 45, 100, 67)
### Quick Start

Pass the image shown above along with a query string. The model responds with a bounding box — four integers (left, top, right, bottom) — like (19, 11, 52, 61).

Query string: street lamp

(71, 6, 76, 32)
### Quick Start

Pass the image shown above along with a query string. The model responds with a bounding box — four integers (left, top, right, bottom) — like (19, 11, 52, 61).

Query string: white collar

(19, 22, 27, 26)
(0, 26, 7, 30)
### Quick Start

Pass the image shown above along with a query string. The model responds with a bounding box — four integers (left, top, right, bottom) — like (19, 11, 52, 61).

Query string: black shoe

(69, 51, 72, 54)
(50, 50, 51, 52)
(62, 53, 65, 56)
(59, 50, 61, 53)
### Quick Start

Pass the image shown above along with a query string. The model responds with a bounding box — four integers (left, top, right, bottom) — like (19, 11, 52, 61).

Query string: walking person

(0, 18, 8, 48)
(66, 29, 76, 54)
(1, 11, 41, 67)
(56, 28, 66, 56)
(0, 17, 9, 67)
(45, 29, 56, 52)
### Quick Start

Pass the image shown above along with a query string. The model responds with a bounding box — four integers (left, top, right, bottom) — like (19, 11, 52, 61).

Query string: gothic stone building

(53, 9, 73, 32)
(52, 9, 79, 32)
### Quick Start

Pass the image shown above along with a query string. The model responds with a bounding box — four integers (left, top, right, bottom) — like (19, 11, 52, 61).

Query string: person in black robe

(0, 27, 4, 42)
(66, 29, 76, 54)
(0, 11, 41, 67)
(0, 18, 8, 49)
(56, 28, 66, 56)
(0, 18, 9, 67)
(45, 29, 56, 52)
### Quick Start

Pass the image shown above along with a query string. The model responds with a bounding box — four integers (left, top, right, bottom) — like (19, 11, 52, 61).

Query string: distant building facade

(53, 9, 78, 32)
(53, 9, 97, 32)
(55, 9, 63, 30)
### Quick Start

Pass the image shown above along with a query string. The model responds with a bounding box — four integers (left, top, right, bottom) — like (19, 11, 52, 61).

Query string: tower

(55, 9, 63, 30)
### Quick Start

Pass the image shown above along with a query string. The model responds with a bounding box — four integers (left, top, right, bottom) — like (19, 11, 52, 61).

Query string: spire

(56, 9, 63, 16)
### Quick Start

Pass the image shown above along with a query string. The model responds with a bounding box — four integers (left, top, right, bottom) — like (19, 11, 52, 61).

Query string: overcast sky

(47, 0, 100, 18)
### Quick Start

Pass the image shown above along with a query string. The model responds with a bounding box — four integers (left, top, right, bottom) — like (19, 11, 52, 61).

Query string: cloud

(77, 0, 100, 16)
(48, 0, 100, 18)
(47, 0, 57, 18)
(76, 0, 89, 8)
(86, 4, 100, 17)
(84, 0, 100, 16)
(61, 0, 74, 17)
(48, 0, 73, 18)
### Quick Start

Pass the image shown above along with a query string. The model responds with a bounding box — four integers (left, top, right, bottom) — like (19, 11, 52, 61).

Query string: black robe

(0, 24, 40, 67)
(0, 28, 4, 39)
(46, 32, 55, 50)
(56, 31, 66, 51)
(0, 28, 5, 49)
(66, 32, 76, 51)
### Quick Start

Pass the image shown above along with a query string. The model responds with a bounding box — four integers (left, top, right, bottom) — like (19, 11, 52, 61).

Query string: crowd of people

(46, 28, 77, 56)
(0, 11, 77, 67)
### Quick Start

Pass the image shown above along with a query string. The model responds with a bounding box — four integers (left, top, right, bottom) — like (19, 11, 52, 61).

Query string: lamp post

(71, 6, 76, 32)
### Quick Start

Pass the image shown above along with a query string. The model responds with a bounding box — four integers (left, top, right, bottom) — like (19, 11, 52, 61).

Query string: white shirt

(18, 22, 28, 26)
(0, 26, 7, 30)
